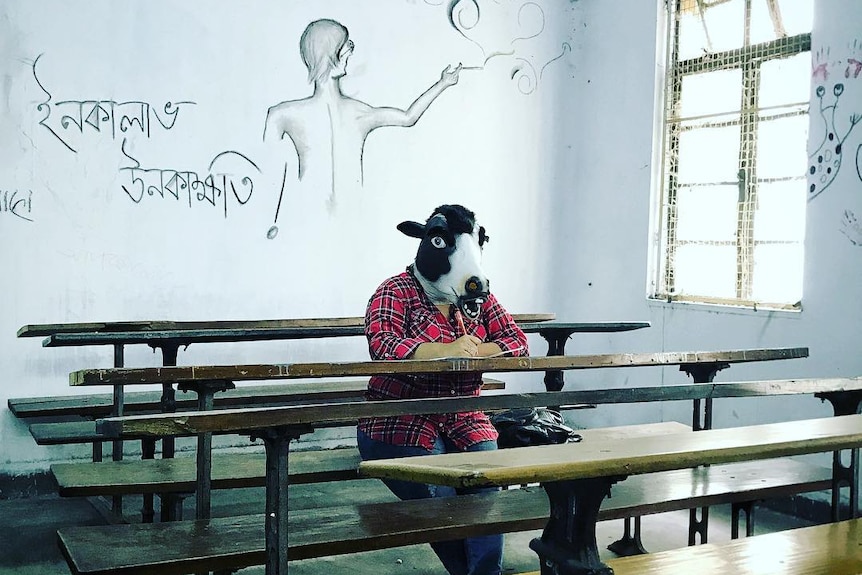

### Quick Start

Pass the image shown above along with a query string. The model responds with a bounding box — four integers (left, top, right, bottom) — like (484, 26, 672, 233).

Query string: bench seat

(9, 378, 507, 420)
(50, 421, 683, 496)
(56, 457, 831, 575)
(50, 444, 830, 502)
(8, 381, 367, 419)
(52, 448, 362, 496)
(606, 519, 862, 574)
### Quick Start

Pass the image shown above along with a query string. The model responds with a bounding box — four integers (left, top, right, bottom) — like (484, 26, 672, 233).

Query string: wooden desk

(35, 319, 648, 369)
(17, 313, 646, 524)
(359, 414, 862, 575)
(72, 348, 805, 387)
(94, 367, 848, 575)
(17, 314, 555, 337)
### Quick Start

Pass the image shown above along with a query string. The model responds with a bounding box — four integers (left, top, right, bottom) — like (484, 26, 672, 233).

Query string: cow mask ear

(478, 226, 489, 246)
(397, 221, 426, 238)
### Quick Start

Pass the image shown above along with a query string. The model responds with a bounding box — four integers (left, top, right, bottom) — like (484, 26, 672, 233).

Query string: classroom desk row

(82, 351, 857, 575)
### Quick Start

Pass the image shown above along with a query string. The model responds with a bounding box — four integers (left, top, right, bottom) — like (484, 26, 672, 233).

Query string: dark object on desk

(490, 407, 581, 448)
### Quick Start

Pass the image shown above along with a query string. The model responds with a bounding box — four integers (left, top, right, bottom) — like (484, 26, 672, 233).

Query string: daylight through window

(653, 0, 813, 310)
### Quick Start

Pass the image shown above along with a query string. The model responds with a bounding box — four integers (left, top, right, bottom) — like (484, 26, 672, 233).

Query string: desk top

(91, 373, 851, 439)
(37, 320, 650, 348)
(17, 313, 557, 338)
(358, 414, 862, 488)
(72, 347, 807, 386)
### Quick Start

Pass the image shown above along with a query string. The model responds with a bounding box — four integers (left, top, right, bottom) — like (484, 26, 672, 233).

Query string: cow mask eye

(431, 236, 446, 249)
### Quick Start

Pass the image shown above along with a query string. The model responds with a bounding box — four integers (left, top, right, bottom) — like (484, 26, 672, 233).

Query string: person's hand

(447, 334, 482, 357)
(440, 64, 462, 87)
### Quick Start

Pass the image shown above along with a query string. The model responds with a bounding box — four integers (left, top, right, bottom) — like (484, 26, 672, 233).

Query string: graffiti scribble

(0, 189, 33, 222)
(444, 0, 573, 94)
(540, 42, 572, 78)
(119, 139, 258, 218)
(32, 54, 195, 154)
(511, 58, 538, 94)
(808, 41, 862, 201)
(448, 0, 484, 55)
(512, 2, 544, 45)
(840, 209, 862, 246)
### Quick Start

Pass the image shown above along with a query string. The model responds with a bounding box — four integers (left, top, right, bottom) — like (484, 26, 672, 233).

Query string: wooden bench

(63, 349, 816, 535)
(50, 377, 852, 509)
(518, 518, 862, 575)
(16, 377, 506, 447)
(360, 414, 862, 575)
(13, 312, 566, 520)
(61, 401, 862, 575)
(55, 458, 835, 575)
(27, 377, 507, 524)
(11, 313, 581, 459)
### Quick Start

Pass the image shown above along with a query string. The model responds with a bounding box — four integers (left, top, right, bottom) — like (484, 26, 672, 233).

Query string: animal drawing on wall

(262, 18, 462, 233)
(809, 41, 862, 247)
(808, 44, 862, 202)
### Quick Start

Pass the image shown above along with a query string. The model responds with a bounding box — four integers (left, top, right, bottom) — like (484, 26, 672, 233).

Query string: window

(652, 0, 813, 310)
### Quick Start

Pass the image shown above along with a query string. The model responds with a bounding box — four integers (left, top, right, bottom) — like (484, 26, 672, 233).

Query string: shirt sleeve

(365, 277, 426, 360)
(482, 293, 529, 356)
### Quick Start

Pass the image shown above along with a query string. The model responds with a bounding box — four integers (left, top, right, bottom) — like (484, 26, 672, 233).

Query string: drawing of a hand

(440, 64, 462, 87)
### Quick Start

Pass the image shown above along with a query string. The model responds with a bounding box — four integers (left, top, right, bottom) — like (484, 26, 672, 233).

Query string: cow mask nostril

(458, 277, 488, 320)
(464, 276, 487, 296)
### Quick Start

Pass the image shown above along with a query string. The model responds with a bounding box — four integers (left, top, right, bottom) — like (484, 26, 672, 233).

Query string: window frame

(651, 0, 810, 311)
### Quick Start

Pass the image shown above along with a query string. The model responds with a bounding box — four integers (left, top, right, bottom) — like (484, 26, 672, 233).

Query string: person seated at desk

(357, 204, 528, 575)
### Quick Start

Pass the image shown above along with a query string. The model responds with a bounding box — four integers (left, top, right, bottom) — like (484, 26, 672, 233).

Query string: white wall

(1, 0, 860, 480)
(0, 0, 574, 475)
(548, 0, 862, 438)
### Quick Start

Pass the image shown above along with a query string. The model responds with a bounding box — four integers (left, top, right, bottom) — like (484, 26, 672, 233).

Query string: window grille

(653, 0, 812, 310)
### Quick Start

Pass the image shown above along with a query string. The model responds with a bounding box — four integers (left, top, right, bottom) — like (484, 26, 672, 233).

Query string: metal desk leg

(188, 380, 235, 522)
(817, 391, 862, 520)
(679, 361, 729, 544)
(111, 344, 125, 518)
(688, 506, 709, 545)
(530, 476, 621, 575)
(539, 328, 576, 392)
(251, 425, 312, 575)
(731, 501, 755, 538)
(607, 516, 647, 556)
(154, 341, 184, 522)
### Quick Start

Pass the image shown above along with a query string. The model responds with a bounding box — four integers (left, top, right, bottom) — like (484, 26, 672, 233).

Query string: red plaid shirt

(357, 269, 529, 450)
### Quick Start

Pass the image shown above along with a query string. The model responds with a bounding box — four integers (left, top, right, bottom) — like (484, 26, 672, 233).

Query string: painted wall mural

(808, 44, 862, 200)
(29, 53, 262, 221)
(445, 0, 572, 94)
(262, 18, 463, 224)
(4, 0, 578, 242)
(807, 40, 862, 247)
(259, 2, 578, 238)
(0, 189, 33, 222)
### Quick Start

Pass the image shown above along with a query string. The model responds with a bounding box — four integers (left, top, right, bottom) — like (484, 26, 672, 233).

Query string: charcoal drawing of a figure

(264, 18, 462, 209)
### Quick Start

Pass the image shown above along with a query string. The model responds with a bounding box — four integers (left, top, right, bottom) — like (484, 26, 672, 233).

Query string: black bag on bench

(490, 408, 582, 448)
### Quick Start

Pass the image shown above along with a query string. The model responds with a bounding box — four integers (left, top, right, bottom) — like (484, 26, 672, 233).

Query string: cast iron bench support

(817, 390, 862, 520)
(249, 425, 312, 575)
(110, 344, 125, 518)
(186, 379, 236, 521)
(608, 360, 730, 556)
(530, 476, 623, 575)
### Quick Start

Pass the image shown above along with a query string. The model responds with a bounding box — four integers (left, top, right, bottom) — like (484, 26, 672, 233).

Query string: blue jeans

(357, 430, 503, 575)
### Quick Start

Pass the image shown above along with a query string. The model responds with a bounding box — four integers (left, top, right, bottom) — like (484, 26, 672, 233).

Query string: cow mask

(397, 204, 490, 320)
